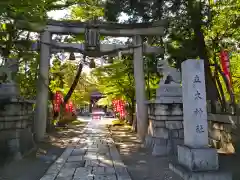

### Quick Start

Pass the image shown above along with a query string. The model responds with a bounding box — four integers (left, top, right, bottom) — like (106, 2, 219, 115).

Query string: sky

(47, 9, 129, 22)
(47, 9, 129, 74)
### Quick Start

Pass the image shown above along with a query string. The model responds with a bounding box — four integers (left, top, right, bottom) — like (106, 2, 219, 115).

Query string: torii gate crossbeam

(33, 20, 166, 142)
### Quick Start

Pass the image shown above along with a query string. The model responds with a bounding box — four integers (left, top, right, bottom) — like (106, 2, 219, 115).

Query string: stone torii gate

(24, 20, 166, 141)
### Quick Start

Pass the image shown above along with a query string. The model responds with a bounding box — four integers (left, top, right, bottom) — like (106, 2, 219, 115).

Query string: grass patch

(112, 119, 125, 126)
(111, 119, 132, 129)
(70, 120, 83, 125)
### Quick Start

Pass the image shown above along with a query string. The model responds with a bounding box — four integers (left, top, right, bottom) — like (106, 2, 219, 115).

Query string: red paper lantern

(65, 103, 69, 112)
(54, 91, 64, 105)
(68, 101, 73, 112)
(54, 104, 60, 112)
(220, 50, 232, 87)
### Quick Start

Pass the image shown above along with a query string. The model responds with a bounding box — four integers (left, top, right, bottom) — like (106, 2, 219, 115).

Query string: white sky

(47, 9, 129, 74)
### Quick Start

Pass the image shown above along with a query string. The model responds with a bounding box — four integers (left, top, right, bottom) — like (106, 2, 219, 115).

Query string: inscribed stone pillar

(133, 35, 148, 141)
(181, 59, 208, 147)
(34, 31, 51, 141)
(169, 59, 232, 180)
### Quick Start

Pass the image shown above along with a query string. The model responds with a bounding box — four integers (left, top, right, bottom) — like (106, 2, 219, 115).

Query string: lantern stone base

(169, 162, 232, 180)
(0, 82, 19, 98)
(177, 145, 219, 171)
(169, 145, 232, 180)
(146, 84, 183, 156)
(0, 98, 34, 163)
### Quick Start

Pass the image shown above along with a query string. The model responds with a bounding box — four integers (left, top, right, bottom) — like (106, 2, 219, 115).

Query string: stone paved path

(40, 120, 131, 180)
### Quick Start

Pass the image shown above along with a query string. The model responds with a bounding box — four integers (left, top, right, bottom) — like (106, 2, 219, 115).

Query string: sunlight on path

(40, 118, 131, 180)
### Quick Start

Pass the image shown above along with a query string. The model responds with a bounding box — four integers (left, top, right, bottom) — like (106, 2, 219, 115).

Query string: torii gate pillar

(34, 31, 51, 141)
(133, 35, 148, 141)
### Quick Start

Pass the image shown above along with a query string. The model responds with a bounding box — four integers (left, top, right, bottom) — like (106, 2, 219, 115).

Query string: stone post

(169, 60, 231, 180)
(34, 31, 51, 141)
(133, 35, 148, 141)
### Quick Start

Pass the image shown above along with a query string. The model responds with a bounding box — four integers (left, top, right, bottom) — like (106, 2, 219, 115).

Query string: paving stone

(45, 163, 63, 175)
(73, 176, 94, 180)
(92, 167, 105, 174)
(72, 149, 87, 156)
(67, 156, 83, 162)
(115, 167, 132, 179)
(98, 159, 113, 167)
(74, 167, 92, 177)
(55, 177, 73, 180)
(87, 148, 98, 152)
(63, 161, 86, 168)
(39, 174, 56, 180)
(89, 144, 98, 148)
(98, 144, 108, 150)
(94, 175, 117, 180)
(57, 168, 75, 178)
(84, 153, 97, 160)
(98, 155, 113, 165)
(85, 159, 99, 167)
(40, 122, 132, 180)
(105, 167, 115, 174)
(56, 148, 74, 164)
(92, 167, 115, 175)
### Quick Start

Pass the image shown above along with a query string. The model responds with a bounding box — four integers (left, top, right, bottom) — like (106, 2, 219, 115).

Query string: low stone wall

(208, 114, 240, 153)
(146, 104, 240, 155)
(145, 103, 183, 156)
(146, 103, 240, 155)
(208, 120, 234, 153)
(0, 98, 34, 163)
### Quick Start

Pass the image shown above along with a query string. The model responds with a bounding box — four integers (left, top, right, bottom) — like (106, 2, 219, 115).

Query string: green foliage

(49, 58, 95, 106)
(227, 53, 240, 101)
(1, 0, 239, 112)
(104, 0, 240, 105)
(91, 57, 135, 106)
(71, 2, 104, 21)
(15, 53, 39, 99)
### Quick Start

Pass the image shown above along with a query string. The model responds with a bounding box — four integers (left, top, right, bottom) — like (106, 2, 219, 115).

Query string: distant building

(90, 91, 105, 113)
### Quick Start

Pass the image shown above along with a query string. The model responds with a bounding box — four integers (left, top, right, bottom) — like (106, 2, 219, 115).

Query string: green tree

(91, 57, 135, 124)
(49, 58, 94, 105)
(104, 0, 240, 111)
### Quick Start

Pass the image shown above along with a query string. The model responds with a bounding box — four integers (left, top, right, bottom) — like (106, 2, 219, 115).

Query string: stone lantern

(69, 52, 76, 60)
(89, 59, 96, 68)
(84, 22, 100, 52)
(108, 54, 114, 63)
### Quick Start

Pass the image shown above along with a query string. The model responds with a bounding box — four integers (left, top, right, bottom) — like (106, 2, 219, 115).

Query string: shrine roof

(90, 91, 103, 97)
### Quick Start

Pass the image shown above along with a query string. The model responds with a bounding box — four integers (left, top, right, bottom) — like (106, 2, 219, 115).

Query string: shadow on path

(109, 124, 240, 180)
(0, 122, 87, 180)
(109, 125, 183, 180)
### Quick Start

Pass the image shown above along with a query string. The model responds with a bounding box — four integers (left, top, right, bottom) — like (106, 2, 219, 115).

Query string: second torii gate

(20, 19, 166, 141)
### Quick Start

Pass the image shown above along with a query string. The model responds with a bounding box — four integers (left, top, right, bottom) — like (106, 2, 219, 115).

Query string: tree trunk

(56, 63, 83, 124)
(212, 52, 226, 112)
(64, 63, 83, 103)
(214, 70, 226, 111)
(187, 0, 219, 102)
(128, 97, 135, 125)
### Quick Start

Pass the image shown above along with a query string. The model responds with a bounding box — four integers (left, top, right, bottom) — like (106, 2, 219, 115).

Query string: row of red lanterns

(53, 91, 76, 113)
(112, 99, 126, 119)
